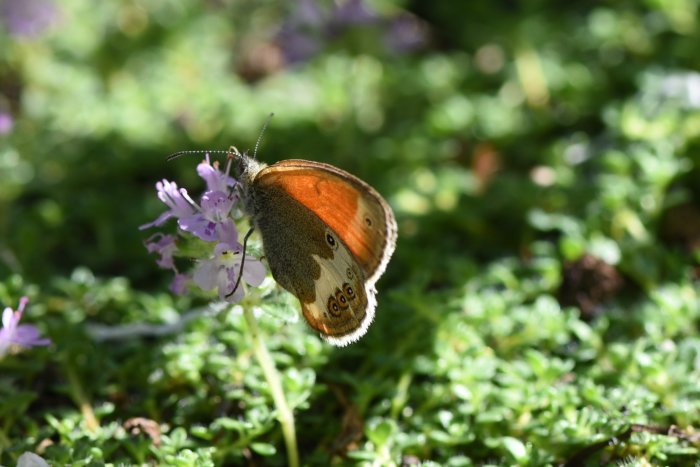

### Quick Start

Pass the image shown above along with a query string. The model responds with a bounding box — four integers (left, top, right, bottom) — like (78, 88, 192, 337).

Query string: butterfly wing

(254, 160, 397, 281)
(249, 160, 397, 345)
(301, 239, 373, 346)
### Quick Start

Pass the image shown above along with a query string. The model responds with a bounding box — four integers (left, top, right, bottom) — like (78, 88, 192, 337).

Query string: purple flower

(0, 111, 14, 135)
(193, 241, 266, 302)
(170, 273, 188, 295)
(197, 154, 236, 193)
(139, 179, 198, 230)
(144, 233, 177, 269)
(216, 219, 243, 250)
(180, 190, 238, 241)
(143, 153, 268, 303)
(144, 233, 190, 295)
(142, 157, 239, 242)
(0, 297, 51, 357)
(0, 0, 58, 39)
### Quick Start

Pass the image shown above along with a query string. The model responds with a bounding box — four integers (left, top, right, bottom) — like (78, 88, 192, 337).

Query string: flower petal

(139, 210, 174, 230)
(242, 257, 267, 287)
(193, 260, 219, 291)
(2, 307, 13, 329)
(197, 158, 237, 192)
(200, 190, 234, 221)
(220, 267, 244, 302)
(216, 221, 241, 250)
(144, 234, 177, 269)
(170, 273, 188, 295)
(14, 325, 51, 346)
(178, 214, 218, 241)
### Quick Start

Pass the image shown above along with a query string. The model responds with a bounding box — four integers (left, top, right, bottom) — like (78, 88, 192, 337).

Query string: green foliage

(2, 0, 700, 465)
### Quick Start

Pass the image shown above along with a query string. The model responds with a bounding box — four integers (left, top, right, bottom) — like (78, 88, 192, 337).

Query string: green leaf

(250, 443, 277, 456)
(501, 437, 527, 462)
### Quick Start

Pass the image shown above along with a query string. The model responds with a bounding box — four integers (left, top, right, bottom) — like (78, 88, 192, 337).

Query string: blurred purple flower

(0, 111, 13, 135)
(274, 0, 325, 64)
(277, 0, 379, 64)
(144, 233, 177, 269)
(0, 0, 58, 38)
(331, 0, 378, 27)
(0, 297, 51, 357)
(275, 0, 425, 65)
(277, 27, 323, 64)
(384, 14, 428, 54)
(293, 0, 325, 27)
(170, 273, 188, 295)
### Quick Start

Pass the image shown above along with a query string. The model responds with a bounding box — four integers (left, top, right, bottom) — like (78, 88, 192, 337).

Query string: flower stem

(64, 358, 100, 432)
(242, 305, 299, 467)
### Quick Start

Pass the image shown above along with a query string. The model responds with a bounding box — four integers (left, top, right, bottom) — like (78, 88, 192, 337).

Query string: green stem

(242, 305, 299, 467)
(64, 357, 100, 432)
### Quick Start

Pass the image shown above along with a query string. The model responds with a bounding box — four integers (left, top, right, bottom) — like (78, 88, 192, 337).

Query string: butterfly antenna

(253, 112, 274, 160)
(226, 227, 256, 299)
(167, 149, 229, 162)
(169, 114, 274, 162)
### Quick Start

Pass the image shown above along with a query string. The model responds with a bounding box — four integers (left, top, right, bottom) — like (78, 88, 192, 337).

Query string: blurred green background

(2, 0, 700, 465)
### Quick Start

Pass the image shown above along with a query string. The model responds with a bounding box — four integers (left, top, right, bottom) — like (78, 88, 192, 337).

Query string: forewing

(254, 160, 397, 285)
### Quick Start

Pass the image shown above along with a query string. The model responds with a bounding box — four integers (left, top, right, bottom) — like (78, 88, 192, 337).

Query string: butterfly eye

(335, 288, 350, 310)
(327, 296, 342, 317)
(325, 232, 339, 250)
(343, 283, 355, 299)
(364, 216, 373, 227)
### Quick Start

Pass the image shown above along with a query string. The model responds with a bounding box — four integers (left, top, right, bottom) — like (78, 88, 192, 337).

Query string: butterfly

(235, 151, 397, 346)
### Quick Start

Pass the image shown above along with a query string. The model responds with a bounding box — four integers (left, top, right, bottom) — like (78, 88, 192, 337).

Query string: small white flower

(193, 243, 266, 302)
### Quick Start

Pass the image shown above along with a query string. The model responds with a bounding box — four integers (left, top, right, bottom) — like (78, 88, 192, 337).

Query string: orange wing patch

(255, 162, 388, 276)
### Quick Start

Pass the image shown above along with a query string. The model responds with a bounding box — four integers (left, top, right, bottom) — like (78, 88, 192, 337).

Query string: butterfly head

(227, 146, 266, 186)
